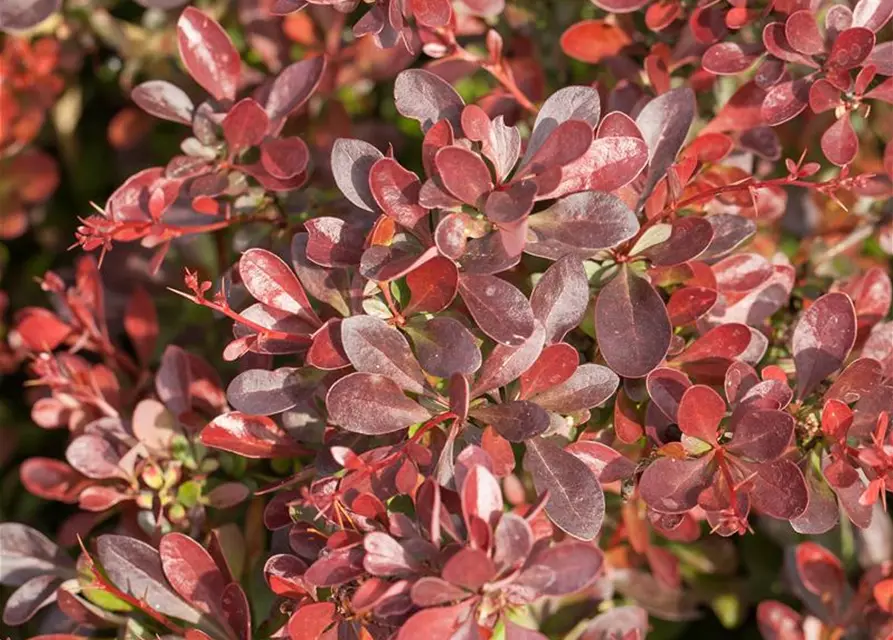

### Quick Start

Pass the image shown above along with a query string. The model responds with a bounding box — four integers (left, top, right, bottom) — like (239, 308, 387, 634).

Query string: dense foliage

(1, 0, 892, 638)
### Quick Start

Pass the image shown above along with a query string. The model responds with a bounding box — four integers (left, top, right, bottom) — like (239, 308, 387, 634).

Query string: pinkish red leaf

(792, 292, 857, 400)
(820, 115, 858, 166)
(200, 412, 305, 458)
(326, 373, 431, 435)
(177, 8, 240, 102)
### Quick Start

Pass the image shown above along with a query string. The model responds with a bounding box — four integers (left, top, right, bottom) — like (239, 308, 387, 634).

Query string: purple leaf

(363, 532, 420, 577)
(304, 217, 366, 268)
(529, 254, 589, 344)
(394, 69, 464, 132)
(0, 0, 60, 32)
(826, 27, 876, 69)
(2, 574, 57, 626)
(525, 437, 605, 540)
(261, 137, 309, 180)
(513, 542, 604, 596)
(177, 8, 241, 103)
(471, 401, 550, 442)
(472, 323, 545, 396)
(266, 56, 325, 123)
(96, 535, 201, 624)
(331, 139, 384, 212)
(65, 435, 122, 480)
(326, 373, 431, 435)
(635, 88, 696, 208)
(639, 456, 714, 513)
(677, 385, 724, 445)
(0, 523, 66, 585)
(226, 367, 319, 415)
(761, 78, 811, 126)
(405, 317, 481, 378)
(131, 81, 195, 124)
(522, 86, 601, 168)
(792, 292, 857, 400)
(526, 191, 639, 259)
(639, 217, 714, 266)
(595, 266, 672, 379)
(726, 410, 794, 462)
(442, 548, 496, 591)
(341, 315, 427, 393)
(484, 180, 537, 225)
(748, 459, 809, 520)
(458, 274, 535, 346)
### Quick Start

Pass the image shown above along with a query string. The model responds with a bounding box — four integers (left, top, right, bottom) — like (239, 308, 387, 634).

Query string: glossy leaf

(531, 364, 618, 413)
(200, 412, 305, 458)
(177, 8, 241, 102)
(131, 81, 194, 125)
(240, 248, 316, 322)
(792, 292, 857, 400)
(529, 255, 589, 344)
(159, 533, 225, 616)
(394, 69, 464, 132)
(472, 401, 550, 442)
(405, 317, 482, 378)
(331, 138, 384, 212)
(821, 115, 858, 166)
(226, 367, 319, 416)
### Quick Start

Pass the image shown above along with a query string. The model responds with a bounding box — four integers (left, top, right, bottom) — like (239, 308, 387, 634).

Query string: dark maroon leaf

(703, 42, 762, 75)
(471, 401, 550, 442)
(701, 214, 756, 259)
(331, 139, 384, 212)
(266, 56, 325, 123)
(727, 410, 794, 462)
(792, 292, 857, 400)
(748, 459, 808, 519)
(326, 373, 431, 435)
(405, 317, 481, 378)
(394, 69, 464, 132)
(458, 274, 535, 346)
(529, 255, 589, 344)
(523, 86, 601, 167)
(0, 523, 66, 585)
(177, 8, 241, 102)
(639, 456, 714, 513)
(131, 81, 195, 125)
(341, 315, 427, 393)
(525, 437, 605, 540)
(513, 542, 604, 596)
(484, 181, 537, 225)
(640, 217, 713, 266)
(221, 583, 251, 640)
(526, 192, 639, 259)
(635, 88, 696, 208)
(472, 323, 545, 396)
(2, 574, 57, 626)
(517, 120, 594, 178)
(304, 217, 366, 268)
(595, 265, 672, 378)
(200, 412, 305, 458)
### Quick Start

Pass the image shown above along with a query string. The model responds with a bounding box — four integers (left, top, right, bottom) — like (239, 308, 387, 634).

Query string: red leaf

(560, 20, 631, 64)
(435, 146, 493, 207)
(795, 542, 845, 598)
(159, 533, 226, 616)
(265, 56, 325, 124)
(520, 343, 578, 398)
(260, 137, 309, 180)
(369, 158, 427, 230)
(639, 456, 714, 513)
(240, 248, 317, 323)
(726, 409, 794, 462)
(471, 401, 550, 442)
(826, 27, 876, 69)
(177, 8, 241, 102)
(20, 458, 89, 503)
(785, 10, 825, 56)
(13, 308, 71, 351)
(702, 42, 762, 74)
(405, 256, 459, 315)
(677, 385, 724, 444)
(761, 78, 811, 126)
(411, 0, 451, 27)
(200, 412, 305, 458)
(820, 115, 858, 166)
(222, 98, 269, 152)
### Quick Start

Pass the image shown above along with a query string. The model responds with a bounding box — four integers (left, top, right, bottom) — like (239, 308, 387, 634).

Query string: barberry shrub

(1, 0, 892, 639)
